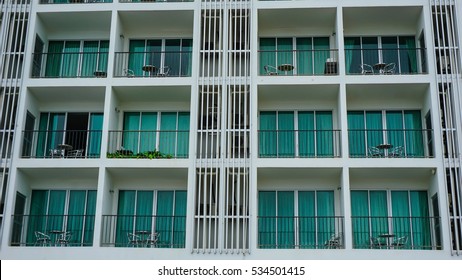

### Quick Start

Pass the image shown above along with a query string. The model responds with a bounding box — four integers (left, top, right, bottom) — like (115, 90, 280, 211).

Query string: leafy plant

(107, 149, 173, 159)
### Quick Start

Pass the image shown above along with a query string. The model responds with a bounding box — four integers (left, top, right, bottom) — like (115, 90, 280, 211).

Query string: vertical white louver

(0, 0, 31, 236)
(431, 0, 462, 255)
(194, 0, 250, 254)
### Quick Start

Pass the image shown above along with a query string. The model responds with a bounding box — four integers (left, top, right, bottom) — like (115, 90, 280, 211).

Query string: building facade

(0, 0, 461, 259)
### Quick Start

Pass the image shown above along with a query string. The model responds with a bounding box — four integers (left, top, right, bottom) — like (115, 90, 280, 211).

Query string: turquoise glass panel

(391, 191, 411, 249)
(313, 37, 330, 75)
(344, 37, 361, 74)
(180, 39, 192, 76)
(348, 111, 366, 157)
(316, 111, 333, 157)
(351, 190, 370, 248)
(135, 191, 154, 233)
(83, 190, 96, 246)
(173, 191, 187, 248)
(317, 191, 334, 246)
(116, 190, 136, 246)
(258, 191, 276, 248)
(277, 111, 294, 157)
(140, 113, 157, 153)
(123, 112, 140, 153)
(88, 113, 103, 157)
(366, 111, 383, 152)
(45, 41, 64, 77)
(277, 191, 294, 248)
(177, 112, 190, 158)
(259, 38, 276, 75)
(259, 112, 277, 157)
(128, 40, 146, 76)
(62, 41, 80, 77)
(165, 39, 181, 76)
(296, 38, 313, 75)
(159, 112, 177, 156)
(81, 41, 99, 77)
(399, 36, 417, 73)
(277, 38, 293, 75)
(410, 191, 431, 249)
(362, 37, 379, 68)
(298, 191, 315, 248)
(404, 110, 423, 157)
(27, 190, 49, 244)
(298, 111, 315, 157)
(156, 191, 174, 248)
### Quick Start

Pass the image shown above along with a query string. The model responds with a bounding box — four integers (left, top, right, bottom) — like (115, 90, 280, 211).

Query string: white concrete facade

(0, 0, 461, 260)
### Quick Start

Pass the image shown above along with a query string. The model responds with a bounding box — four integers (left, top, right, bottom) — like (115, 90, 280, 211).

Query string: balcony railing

(345, 48, 427, 75)
(31, 51, 109, 78)
(258, 49, 339, 76)
(348, 129, 433, 158)
(21, 130, 102, 159)
(258, 216, 344, 249)
(107, 130, 190, 159)
(351, 216, 441, 250)
(10, 214, 95, 247)
(114, 51, 192, 77)
(101, 215, 186, 248)
(39, 0, 112, 3)
(258, 130, 341, 158)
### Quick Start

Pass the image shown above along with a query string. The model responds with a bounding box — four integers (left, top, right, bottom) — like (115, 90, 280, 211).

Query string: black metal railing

(21, 130, 102, 159)
(258, 216, 344, 249)
(258, 49, 339, 76)
(345, 48, 427, 75)
(107, 130, 190, 159)
(39, 0, 112, 3)
(10, 214, 95, 247)
(101, 215, 186, 248)
(351, 216, 441, 250)
(348, 129, 433, 158)
(113, 51, 192, 77)
(258, 130, 341, 158)
(31, 52, 109, 78)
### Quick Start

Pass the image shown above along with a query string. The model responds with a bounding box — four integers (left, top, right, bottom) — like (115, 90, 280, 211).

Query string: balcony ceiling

(258, 8, 336, 35)
(258, 168, 342, 185)
(346, 83, 428, 108)
(19, 168, 99, 182)
(349, 168, 433, 186)
(38, 12, 111, 35)
(113, 86, 191, 103)
(343, 6, 422, 34)
(118, 11, 194, 36)
(259, 84, 339, 104)
(29, 86, 105, 104)
(107, 168, 188, 184)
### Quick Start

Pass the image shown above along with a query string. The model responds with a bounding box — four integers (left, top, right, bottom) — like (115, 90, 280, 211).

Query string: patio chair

(49, 149, 64, 158)
(157, 66, 170, 77)
(391, 235, 408, 249)
(388, 146, 404, 158)
(264, 65, 278, 76)
(324, 233, 341, 249)
(370, 236, 384, 249)
(145, 232, 160, 248)
(34, 231, 51, 246)
(127, 232, 142, 247)
(66, 149, 84, 158)
(55, 231, 72, 247)
(124, 68, 135, 77)
(383, 63, 396, 74)
(360, 63, 374, 74)
(368, 146, 383, 158)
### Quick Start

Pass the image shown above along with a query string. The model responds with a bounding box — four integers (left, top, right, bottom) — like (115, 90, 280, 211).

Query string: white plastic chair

(55, 231, 72, 247)
(127, 232, 141, 247)
(388, 146, 404, 158)
(66, 149, 84, 158)
(391, 235, 408, 248)
(324, 233, 341, 249)
(368, 146, 383, 158)
(383, 63, 396, 74)
(264, 65, 278, 76)
(124, 68, 135, 77)
(145, 232, 160, 248)
(34, 231, 51, 246)
(360, 63, 374, 74)
(370, 236, 384, 249)
(157, 66, 170, 77)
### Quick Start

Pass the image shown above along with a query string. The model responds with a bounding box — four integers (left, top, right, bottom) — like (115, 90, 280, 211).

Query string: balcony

(10, 214, 95, 247)
(31, 51, 109, 78)
(113, 50, 192, 78)
(258, 216, 344, 249)
(21, 130, 102, 159)
(259, 49, 339, 76)
(351, 216, 441, 250)
(39, 0, 112, 3)
(348, 129, 433, 158)
(107, 130, 190, 159)
(345, 48, 427, 75)
(101, 215, 186, 248)
(258, 130, 341, 158)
